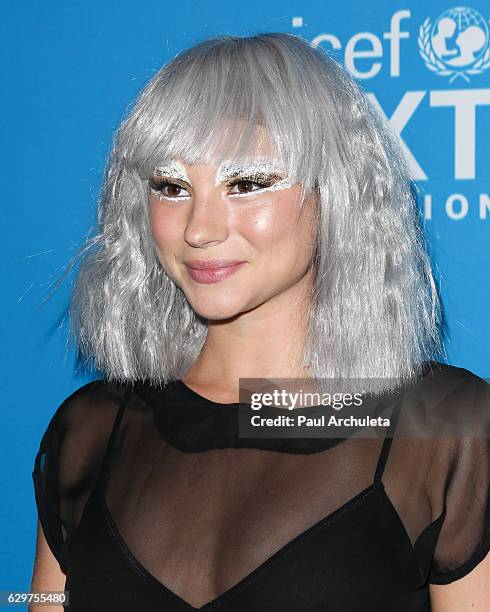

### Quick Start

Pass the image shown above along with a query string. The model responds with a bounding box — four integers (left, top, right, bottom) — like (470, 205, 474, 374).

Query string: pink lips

(184, 260, 246, 284)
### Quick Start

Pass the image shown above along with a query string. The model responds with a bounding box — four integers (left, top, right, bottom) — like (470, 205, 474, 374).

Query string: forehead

(214, 119, 276, 158)
(154, 119, 283, 169)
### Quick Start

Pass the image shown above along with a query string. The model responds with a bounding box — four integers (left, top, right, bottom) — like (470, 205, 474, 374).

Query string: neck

(182, 269, 315, 403)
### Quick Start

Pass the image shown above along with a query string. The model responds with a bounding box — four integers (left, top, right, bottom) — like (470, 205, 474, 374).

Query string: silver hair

(57, 32, 445, 393)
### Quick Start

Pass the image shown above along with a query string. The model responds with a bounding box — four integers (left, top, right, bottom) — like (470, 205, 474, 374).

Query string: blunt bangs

(122, 34, 340, 191)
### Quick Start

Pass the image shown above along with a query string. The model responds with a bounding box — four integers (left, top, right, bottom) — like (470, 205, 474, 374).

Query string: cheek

(149, 200, 181, 252)
(238, 191, 313, 255)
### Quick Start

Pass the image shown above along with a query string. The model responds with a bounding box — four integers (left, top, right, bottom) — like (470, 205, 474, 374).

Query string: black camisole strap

(372, 396, 403, 484)
(94, 386, 133, 491)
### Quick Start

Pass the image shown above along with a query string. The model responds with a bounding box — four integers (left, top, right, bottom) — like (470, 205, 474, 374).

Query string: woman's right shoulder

(32, 380, 134, 574)
(33, 380, 135, 503)
(59, 378, 129, 405)
(37, 379, 132, 469)
(46, 378, 126, 424)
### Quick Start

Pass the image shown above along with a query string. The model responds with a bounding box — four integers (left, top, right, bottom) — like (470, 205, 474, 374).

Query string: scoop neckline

(133, 377, 395, 454)
(175, 379, 249, 407)
(174, 379, 342, 410)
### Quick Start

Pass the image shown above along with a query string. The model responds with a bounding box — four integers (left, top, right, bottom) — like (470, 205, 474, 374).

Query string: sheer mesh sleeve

(31, 379, 126, 573)
(428, 372, 490, 584)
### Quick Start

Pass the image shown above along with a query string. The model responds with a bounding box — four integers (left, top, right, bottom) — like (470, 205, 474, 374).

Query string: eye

(149, 177, 190, 200)
(228, 180, 264, 195)
(227, 174, 285, 197)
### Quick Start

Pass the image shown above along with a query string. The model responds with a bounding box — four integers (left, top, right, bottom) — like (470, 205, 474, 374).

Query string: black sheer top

(32, 361, 490, 611)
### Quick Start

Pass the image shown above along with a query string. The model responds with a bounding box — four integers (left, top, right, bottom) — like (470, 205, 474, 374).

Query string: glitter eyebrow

(153, 159, 190, 183)
(214, 157, 288, 187)
(150, 158, 292, 199)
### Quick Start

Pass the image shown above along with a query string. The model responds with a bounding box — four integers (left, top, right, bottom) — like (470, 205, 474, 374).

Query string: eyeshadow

(151, 157, 292, 199)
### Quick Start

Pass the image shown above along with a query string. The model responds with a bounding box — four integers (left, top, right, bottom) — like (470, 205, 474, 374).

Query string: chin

(187, 296, 250, 322)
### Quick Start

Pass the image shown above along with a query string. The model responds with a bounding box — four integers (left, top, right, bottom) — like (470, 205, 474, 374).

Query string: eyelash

(148, 174, 283, 200)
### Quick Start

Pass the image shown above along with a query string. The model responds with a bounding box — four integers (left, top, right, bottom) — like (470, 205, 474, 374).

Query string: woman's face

(148, 135, 318, 321)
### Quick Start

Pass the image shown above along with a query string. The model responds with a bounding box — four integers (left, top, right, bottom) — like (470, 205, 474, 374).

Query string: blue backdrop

(1, 0, 489, 600)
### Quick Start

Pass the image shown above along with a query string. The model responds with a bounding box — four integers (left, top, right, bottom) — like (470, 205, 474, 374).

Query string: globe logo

(418, 6, 490, 82)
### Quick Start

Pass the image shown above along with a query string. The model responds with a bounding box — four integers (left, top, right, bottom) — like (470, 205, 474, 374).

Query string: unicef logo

(418, 6, 490, 82)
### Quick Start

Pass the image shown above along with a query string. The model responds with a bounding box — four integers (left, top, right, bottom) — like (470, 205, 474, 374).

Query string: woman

(30, 33, 490, 610)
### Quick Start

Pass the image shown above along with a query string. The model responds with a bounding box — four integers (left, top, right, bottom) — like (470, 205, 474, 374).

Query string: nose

(184, 185, 230, 248)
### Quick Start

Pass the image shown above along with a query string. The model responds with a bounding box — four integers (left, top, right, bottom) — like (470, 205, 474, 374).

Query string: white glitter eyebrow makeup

(215, 158, 292, 197)
(153, 159, 190, 183)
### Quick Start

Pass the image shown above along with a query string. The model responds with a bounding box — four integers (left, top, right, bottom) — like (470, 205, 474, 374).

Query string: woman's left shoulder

(418, 360, 489, 388)
(409, 362, 490, 584)
(402, 361, 490, 434)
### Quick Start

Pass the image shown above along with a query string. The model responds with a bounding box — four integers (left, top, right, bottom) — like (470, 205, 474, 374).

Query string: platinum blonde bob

(65, 32, 444, 393)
